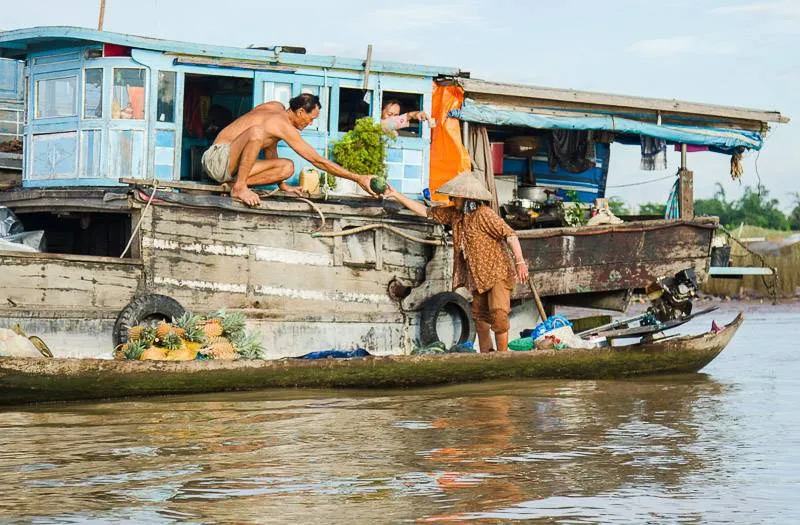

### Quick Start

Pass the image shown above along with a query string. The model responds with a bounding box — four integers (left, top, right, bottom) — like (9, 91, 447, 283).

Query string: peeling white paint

(154, 276, 247, 293)
(255, 285, 390, 304)
(255, 247, 333, 266)
(143, 237, 249, 257)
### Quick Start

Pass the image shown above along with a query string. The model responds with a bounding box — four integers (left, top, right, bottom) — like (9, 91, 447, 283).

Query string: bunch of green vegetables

(331, 117, 394, 194)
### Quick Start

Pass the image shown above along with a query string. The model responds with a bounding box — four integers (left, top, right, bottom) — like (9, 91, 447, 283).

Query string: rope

(296, 197, 326, 231)
(312, 223, 444, 245)
(120, 179, 158, 259)
(606, 174, 675, 189)
(718, 224, 779, 304)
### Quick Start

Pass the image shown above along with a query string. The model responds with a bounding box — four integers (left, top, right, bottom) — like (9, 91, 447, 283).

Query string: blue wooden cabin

(0, 26, 460, 195)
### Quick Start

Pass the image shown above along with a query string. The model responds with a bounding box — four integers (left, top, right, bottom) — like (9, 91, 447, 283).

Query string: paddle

(527, 276, 548, 322)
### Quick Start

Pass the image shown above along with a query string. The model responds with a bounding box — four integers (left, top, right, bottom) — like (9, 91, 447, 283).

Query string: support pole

(678, 145, 693, 219)
(362, 44, 373, 91)
(97, 0, 106, 31)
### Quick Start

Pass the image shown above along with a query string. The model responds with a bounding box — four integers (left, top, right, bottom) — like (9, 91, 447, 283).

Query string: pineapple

(127, 325, 144, 342)
(139, 326, 158, 347)
(155, 321, 173, 340)
(208, 336, 238, 360)
(161, 332, 183, 351)
(113, 344, 126, 360)
(123, 339, 147, 360)
(219, 311, 246, 338)
(173, 312, 206, 343)
(231, 331, 265, 360)
(203, 319, 223, 339)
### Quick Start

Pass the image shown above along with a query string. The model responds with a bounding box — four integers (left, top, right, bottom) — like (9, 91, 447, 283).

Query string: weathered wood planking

(0, 253, 141, 309)
(517, 220, 714, 297)
(140, 202, 434, 317)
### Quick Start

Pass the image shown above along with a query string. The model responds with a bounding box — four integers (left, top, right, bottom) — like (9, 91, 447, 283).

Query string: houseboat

(0, 27, 787, 359)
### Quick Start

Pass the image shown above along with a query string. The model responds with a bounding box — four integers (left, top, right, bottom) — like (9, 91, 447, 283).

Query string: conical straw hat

(436, 171, 493, 201)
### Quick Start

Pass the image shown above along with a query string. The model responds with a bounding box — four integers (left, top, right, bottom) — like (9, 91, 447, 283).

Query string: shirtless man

(202, 93, 376, 207)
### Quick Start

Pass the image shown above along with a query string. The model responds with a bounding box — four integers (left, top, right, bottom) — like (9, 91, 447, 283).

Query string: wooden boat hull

(0, 314, 742, 406)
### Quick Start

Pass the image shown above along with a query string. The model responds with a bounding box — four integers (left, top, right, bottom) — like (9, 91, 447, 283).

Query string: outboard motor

(646, 268, 698, 322)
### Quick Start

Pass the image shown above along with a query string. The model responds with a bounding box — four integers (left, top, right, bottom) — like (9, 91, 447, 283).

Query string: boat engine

(646, 268, 698, 322)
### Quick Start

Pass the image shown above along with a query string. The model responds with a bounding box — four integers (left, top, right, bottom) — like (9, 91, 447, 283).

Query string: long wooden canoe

(0, 314, 742, 406)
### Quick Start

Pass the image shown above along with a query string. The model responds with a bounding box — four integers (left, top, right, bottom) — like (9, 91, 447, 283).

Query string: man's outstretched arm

(280, 125, 376, 196)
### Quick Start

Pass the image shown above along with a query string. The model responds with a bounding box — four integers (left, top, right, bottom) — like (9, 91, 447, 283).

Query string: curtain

(466, 124, 499, 213)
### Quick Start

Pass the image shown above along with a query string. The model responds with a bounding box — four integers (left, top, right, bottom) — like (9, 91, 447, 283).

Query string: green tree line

(613, 184, 800, 231)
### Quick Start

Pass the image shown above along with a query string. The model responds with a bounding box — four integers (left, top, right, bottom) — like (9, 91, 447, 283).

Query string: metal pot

(517, 186, 548, 203)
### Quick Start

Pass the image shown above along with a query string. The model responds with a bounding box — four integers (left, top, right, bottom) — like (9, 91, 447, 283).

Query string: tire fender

(113, 294, 186, 346)
(419, 292, 475, 347)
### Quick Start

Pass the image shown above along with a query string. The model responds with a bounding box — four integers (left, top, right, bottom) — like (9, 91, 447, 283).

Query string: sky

(1, 0, 798, 211)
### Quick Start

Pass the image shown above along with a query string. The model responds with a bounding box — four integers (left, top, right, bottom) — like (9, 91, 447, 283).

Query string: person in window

(383, 171, 529, 353)
(201, 93, 378, 207)
(380, 99, 429, 136)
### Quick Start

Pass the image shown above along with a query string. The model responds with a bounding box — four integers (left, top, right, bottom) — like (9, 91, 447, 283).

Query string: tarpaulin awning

(450, 100, 764, 151)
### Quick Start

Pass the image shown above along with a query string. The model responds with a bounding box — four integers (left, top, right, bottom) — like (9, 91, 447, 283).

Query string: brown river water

(1, 302, 799, 524)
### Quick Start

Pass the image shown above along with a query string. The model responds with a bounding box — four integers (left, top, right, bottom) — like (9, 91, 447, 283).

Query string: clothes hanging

(548, 130, 596, 173)
(730, 148, 744, 181)
(640, 136, 667, 171)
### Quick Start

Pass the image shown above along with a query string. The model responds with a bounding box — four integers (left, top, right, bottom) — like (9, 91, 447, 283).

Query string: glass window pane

(157, 71, 176, 123)
(301, 85, 327, 132)
(83, 68, 103, 119)
(338, 88, 371, 132)
(35, 76, 77, 118)
(273, 83, 291, 107)
(112, 68, 146, 120)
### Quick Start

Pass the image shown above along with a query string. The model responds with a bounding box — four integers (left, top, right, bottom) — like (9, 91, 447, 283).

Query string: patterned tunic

(429, 204, 517, 293)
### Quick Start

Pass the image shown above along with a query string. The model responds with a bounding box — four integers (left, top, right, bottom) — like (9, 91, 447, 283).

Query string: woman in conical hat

(385, 171, 529, 353)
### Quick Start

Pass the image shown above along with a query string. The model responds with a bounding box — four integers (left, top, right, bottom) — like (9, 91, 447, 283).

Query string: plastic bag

(0, 206, 45, 252)
(0, 206, 23, 237)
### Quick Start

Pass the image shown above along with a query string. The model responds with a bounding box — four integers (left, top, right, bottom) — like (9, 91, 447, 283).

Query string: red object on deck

(490, 142, 504, 175)
(103, 44, 131, 57)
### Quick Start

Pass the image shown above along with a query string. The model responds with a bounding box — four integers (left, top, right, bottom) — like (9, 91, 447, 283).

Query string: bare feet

(278, 181, 307, 197)
(230, 185, 261, 207)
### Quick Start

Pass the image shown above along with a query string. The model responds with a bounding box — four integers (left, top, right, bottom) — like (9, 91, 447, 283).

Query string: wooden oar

(527, 276, 548, 322)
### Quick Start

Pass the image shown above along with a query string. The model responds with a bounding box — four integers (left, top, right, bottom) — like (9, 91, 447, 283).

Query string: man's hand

(357, 175, 379, 198)
(278, 181, 306, 197)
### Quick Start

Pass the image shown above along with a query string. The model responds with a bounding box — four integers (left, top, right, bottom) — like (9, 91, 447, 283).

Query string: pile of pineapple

(114, 311, 265, 361)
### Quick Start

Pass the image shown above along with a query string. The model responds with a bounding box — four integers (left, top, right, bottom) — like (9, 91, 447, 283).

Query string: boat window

(263, 81, 292, 107)
(381, 91, 424, 137)
(12, 211, 133, 258)
(338, 87, 372, 132)
(112, 68, 146, 120)
(300, 84, 329, 132)
(157, 71, 176, 123)
(35, 76, 78, 118)
(83, 68, 103, 119)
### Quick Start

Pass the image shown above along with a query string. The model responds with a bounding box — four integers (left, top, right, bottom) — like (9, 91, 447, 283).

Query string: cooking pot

(517, 186, 549, 203)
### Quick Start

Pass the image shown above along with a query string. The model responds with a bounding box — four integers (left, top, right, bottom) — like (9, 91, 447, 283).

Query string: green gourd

(370, 177, 388, 194)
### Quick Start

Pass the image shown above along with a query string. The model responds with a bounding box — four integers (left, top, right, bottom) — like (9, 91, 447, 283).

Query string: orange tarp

(429, 83, 471, 201)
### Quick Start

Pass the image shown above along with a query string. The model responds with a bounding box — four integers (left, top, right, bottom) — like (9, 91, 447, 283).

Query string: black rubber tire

(419, 292, 476, 347)
(113, 294, 186, 346)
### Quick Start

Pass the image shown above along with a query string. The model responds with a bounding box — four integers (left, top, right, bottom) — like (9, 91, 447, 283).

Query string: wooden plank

(172, 55, 296, 72)
(0, 257, 140, 309)
(679, 169, 694, 219)
(460, 78, 789, 124)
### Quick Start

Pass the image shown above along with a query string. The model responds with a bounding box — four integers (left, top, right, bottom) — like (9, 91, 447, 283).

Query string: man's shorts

(201, 143, 233, 183)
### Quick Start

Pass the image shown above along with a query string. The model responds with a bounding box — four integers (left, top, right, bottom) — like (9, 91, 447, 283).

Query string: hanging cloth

(548, 130, 596, 173)
(730, 148, 744, 181)
(640, 136, 667, 171)
(665, 177, 680, 219)
(466, 124, 500, 213)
